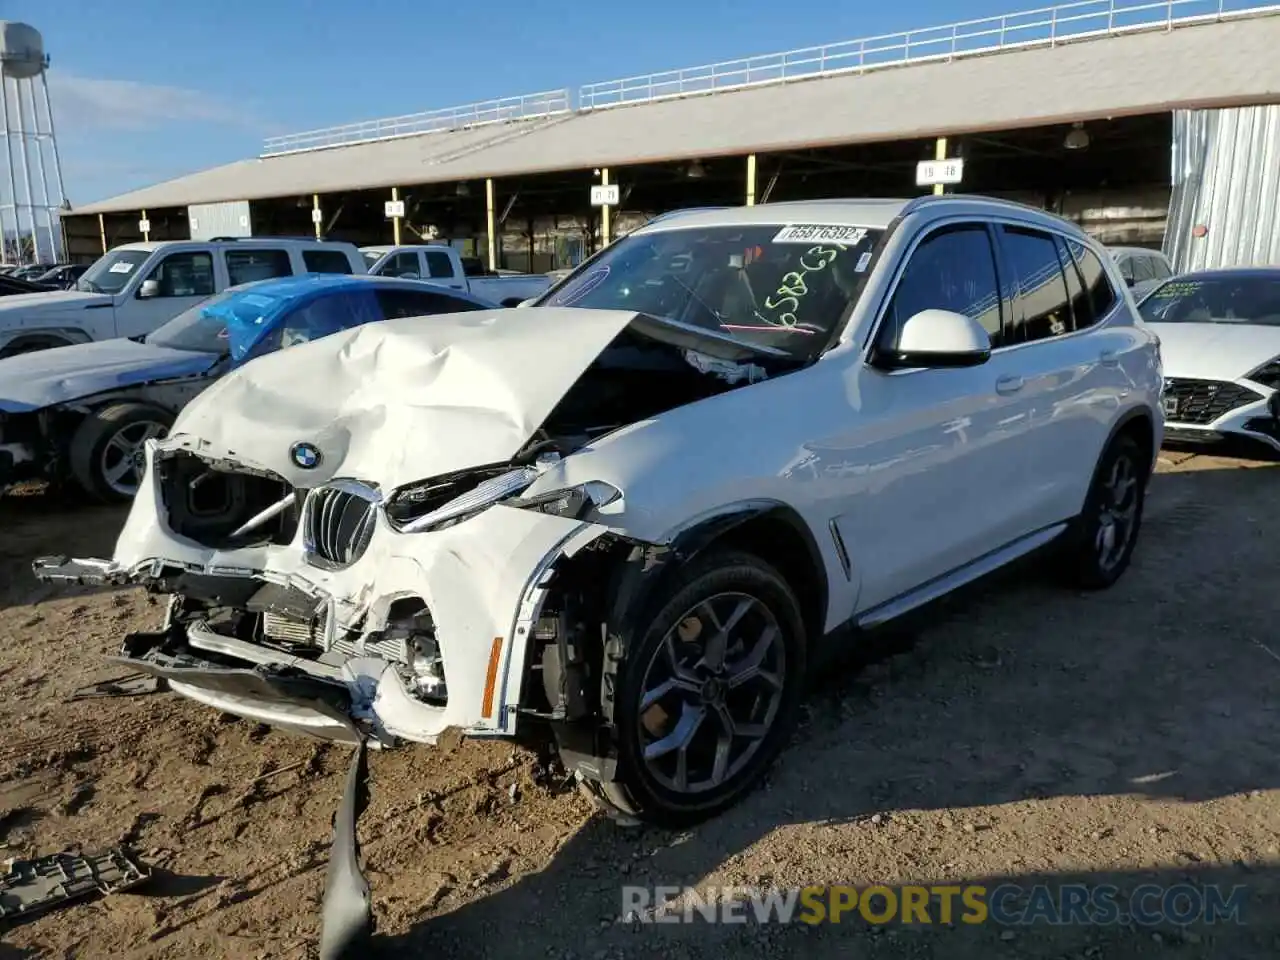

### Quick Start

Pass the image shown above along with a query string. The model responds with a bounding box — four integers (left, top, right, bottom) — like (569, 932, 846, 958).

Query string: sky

(10, 0, 1027, 204)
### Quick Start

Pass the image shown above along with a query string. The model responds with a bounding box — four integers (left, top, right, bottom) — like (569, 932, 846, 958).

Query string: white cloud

(45, 73, 271, 134)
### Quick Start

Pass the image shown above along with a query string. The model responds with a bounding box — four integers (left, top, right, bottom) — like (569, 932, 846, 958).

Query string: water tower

(0, 22, 67, 265)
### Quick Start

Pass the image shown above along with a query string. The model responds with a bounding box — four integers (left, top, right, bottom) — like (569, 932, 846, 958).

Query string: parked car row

(0, 238, 556, 359)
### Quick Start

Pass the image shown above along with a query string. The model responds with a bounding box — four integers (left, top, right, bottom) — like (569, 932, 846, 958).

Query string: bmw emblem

(290, 442, 322, 470)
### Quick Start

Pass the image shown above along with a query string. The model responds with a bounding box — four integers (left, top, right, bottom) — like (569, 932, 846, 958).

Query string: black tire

(68, 402, 174, 503)
(1060, 431, 1148, 590)
(594, 549, 808, 827)
(0, 336, 72, 359)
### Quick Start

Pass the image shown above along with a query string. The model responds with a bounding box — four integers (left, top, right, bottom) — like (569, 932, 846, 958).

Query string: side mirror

(876, 309, 991, 369)
(1124, 276, 1136, 288)
(397, 271, 420, 279)
(137, 278, 161, 299)
(515, 297, 536, 309)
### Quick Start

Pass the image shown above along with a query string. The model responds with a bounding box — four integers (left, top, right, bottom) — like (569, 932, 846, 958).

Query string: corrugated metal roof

(73, 13, 1280, 215)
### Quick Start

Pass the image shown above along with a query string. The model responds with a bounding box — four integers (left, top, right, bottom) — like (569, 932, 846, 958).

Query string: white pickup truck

(361, 244, 553, 306)
(0, 238, 366, 358)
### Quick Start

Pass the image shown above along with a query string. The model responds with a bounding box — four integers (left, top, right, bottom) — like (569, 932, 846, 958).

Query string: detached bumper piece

(31, 556, 132, 587)
(113, 629, 364, 746)
(0, 849, 151, 923)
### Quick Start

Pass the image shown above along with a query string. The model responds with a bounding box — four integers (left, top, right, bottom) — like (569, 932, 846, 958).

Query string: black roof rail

(207, 235, 340, 243)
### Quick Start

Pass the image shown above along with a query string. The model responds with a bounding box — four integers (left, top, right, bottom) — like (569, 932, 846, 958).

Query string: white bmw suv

(36, 196, 1162, 827)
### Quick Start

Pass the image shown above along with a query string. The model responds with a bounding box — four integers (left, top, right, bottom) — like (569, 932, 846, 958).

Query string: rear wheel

(68, 402, 173, 503)
(593, 550, 808, 826)
(0, 336, 72, 359)
(1060, 432, 1148, 589)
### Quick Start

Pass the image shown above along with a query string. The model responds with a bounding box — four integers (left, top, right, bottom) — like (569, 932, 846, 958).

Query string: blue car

(0, 274, 494, 501)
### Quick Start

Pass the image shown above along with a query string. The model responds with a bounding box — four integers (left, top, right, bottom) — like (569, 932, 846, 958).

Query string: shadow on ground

(369, 459, 1280, 958)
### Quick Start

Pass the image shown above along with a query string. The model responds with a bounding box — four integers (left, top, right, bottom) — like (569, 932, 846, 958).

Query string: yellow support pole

(600, 168, 611, 249)
(746, 154, 757, 206)
(98, 213, 106, 253)
(312, 193, 322, 239)
(140, 208, 149, 242)
(933, 137, 948, 196)
(486, 178, 497, 273)
(391, 187, 401, 245)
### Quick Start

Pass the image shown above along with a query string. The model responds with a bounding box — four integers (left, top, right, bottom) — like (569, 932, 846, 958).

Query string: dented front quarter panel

(95, 440, 610, 742)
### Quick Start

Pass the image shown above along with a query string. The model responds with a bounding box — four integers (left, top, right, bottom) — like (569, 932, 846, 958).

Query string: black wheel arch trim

(1102, 405, 1157, 474)
(605, 501, 829, 654)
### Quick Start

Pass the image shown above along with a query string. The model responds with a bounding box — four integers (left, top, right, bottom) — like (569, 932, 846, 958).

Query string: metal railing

(578, 0, 1277, 109)
(260, 89, 572, 157)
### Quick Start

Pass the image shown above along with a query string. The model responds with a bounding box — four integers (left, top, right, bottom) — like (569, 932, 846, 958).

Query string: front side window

(1138, 275, 1280, 325)
(1150, 257, 1173, 280)
(377, 252, 420, 278)
(226, 249, 292, 286)
(999, 226, 1073, 343)
(76, 250, 152, 294)
(144, 290, 238, 353)
(303, 249, 354, 274)
(375, 288, 486, 319)
(143, 251, 216, 298)
(879, 224, 1003, 349)
(278, 290, 381, 350)
(541, 223, 884, 361)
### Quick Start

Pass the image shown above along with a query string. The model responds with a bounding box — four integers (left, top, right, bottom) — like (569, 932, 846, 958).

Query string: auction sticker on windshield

(108, 262, 135, 274)
(772, 225, 869, 245)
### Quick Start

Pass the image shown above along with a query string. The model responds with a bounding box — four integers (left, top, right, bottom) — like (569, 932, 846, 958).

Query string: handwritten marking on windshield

(762, 245, 843, 329)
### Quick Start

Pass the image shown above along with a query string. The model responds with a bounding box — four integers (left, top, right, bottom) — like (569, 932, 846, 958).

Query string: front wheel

(68, 402, 173, 503)
(1060, 432, 1148, 589)
(594, 550, 808, 827)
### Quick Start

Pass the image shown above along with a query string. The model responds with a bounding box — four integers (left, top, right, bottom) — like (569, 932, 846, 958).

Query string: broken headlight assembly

(1246, 356, 1280, 390)
(385, 453, 621, 533)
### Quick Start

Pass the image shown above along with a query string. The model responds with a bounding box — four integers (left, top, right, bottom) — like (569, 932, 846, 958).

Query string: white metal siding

(187, 201, 252, 240)
(1165, 104, 1280, 270)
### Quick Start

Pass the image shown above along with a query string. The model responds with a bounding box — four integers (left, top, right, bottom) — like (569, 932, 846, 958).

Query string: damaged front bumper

(31, 450, 611, 749)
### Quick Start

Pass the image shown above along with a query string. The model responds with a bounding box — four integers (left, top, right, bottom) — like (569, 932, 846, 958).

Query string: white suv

(35, 196, 1162, 827)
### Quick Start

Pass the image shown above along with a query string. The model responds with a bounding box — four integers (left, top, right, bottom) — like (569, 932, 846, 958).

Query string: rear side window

(226, 249, 292, 286)
(880, 224, 1003, 348)
(303, 249, 353, 274)
(1150, 256, 1173, 280)
(999, 226, 1072, 343)
(424, 250, 457, 279)
(1131, 257, 1155, 283)
(375, 288, 486, 320)
(1064, 240, 1117, 326)
(1055, 237, 1093, 330)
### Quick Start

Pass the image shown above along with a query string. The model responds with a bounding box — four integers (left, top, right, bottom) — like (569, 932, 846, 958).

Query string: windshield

(1139, 275, 1280, 325)
(540, 223, 883, 361)
(77, 250, 151, 294)
(144, 290, 238, 353)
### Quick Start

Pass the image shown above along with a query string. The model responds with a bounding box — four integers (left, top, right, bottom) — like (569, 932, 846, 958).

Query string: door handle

(1100, 349, 1120, 367)
(995, 375, 1024, 395)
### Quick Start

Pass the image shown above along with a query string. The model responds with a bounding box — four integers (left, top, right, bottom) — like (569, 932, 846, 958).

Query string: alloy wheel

(99, 420, 167, 497)
(636, 591, 787, 795)
(1095, 451, 1139, 573)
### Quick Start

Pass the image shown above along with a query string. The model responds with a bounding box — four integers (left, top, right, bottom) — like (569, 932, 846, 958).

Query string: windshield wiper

(667, 272, 723, 324)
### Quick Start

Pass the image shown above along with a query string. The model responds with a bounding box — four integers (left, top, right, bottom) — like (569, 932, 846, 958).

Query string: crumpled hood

(1149, 322, 1280, 382)
(0, 288, 111, 313)
(0, 338, 220, 412)
(168, 307, 641, 490)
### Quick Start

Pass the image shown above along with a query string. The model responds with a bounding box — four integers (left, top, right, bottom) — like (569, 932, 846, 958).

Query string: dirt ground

(1, 451, 1279, 959)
